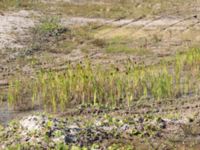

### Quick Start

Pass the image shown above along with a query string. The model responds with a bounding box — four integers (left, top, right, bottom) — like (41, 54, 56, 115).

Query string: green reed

(7, 48, 200, 111)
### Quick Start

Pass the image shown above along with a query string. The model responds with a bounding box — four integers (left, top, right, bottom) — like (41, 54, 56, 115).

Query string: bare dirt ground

(1, 0, 200, 149)
(0, 10, 38, 83)
(0, 10, 36, 49)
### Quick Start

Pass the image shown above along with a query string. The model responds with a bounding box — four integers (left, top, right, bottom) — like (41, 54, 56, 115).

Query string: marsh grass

(6, 48, 200, 111)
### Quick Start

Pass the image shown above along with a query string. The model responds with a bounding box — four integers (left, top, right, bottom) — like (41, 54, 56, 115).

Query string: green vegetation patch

(6, 48, 200, 112)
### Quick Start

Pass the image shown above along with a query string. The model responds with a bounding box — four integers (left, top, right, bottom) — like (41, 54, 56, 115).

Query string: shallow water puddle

(0, 101, 41, 126)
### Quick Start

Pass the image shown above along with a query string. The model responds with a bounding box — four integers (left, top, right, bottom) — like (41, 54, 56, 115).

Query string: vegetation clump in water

(6, 48, 200, 112)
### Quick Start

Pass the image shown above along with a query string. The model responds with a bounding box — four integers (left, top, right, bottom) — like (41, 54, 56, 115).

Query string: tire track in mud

(96, 15, 146, 38)
(54, 12, 200, 70)
(64, 13, 200, 49)
(88, 4, 199, 37)
(97, 9, 188, 38)
(126, 15, 199, 48)
(184, 19, 200, 31)
(161, 16, 198, 31)
(91, 16, 127, 30)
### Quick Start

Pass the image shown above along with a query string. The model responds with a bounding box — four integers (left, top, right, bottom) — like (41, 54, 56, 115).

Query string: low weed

(33, 16, 68, 39)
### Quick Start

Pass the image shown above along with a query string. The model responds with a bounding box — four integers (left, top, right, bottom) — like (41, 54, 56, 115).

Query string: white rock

(20, 115, 42, 131)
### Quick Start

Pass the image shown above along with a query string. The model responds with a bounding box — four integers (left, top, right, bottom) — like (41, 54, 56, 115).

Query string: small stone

(64, 135, 75, 143)
(49, 142, 55, 148)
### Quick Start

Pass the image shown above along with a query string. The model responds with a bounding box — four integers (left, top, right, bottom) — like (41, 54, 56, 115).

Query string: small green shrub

(36, 17, 62, 35)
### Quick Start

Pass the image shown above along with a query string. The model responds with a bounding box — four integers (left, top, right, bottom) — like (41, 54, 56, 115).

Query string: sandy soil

(0, 10, 36, 49)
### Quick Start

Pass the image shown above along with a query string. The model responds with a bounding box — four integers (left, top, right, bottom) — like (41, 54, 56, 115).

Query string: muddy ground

(1, 0, 200, 149)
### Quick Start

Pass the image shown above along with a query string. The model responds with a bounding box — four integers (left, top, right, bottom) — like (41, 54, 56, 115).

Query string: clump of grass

(7, 79, 35, 110)
(174, 48, 200, 95)
(151, 68, 173, 99)
(29, 16, 71, 53)
(34, 16, 64, 36)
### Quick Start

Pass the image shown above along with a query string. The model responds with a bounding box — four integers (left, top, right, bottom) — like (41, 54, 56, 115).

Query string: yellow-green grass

(0, 0, 196, 19)
(0, 0, 44, 11)
(55, 0, 195, 19)
(6, 48, 200, 112)
(104, 36, 151, 55)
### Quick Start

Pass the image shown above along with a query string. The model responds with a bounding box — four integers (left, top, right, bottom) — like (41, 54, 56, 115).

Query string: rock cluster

(0, 114, 183, 149)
